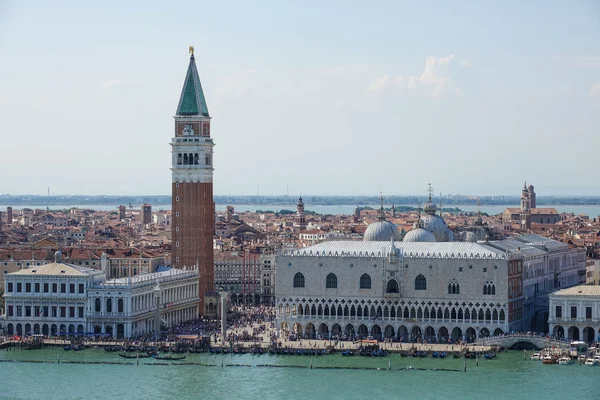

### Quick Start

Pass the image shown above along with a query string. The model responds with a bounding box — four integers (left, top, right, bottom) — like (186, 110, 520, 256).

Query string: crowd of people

(162, 306, 276, 345)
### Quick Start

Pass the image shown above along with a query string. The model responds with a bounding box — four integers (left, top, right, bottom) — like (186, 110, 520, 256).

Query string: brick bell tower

(171, 47, 215, 315)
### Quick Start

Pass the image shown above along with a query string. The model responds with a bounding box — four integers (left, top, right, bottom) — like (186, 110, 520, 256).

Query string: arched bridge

(474, 335, 570, 350)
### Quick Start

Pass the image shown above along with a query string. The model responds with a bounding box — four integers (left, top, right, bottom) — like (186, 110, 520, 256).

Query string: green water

(0, 348, 595, 400)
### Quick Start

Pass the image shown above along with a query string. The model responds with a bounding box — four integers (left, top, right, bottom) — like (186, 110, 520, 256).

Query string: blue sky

(1, 1, 599, 196)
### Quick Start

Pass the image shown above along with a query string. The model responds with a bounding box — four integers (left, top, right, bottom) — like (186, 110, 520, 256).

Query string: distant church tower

(520, 182, 531, 230)
(171, 47, 215, 315)
(528, 184, 536, 209)
(294, 197, 307, 229)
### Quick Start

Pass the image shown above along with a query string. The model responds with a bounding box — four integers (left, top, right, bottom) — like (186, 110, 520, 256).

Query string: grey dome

(421, 214, 454, 242)
(403, 227, 436, 242)
(363, 220, 402, 242)
(423, 201, 437, 214)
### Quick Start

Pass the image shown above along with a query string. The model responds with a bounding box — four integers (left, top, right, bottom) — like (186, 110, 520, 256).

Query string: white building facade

(2, 258, 199, 339)
(276, 241, 512, 343)
(275, 237, 586, 342)
(3, 258, 105, 337)
(87, 268, 199, 338)
(548, 285, 600, 343)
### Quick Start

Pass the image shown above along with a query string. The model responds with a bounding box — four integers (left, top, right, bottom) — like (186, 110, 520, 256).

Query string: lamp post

(153, 280, 162, 339)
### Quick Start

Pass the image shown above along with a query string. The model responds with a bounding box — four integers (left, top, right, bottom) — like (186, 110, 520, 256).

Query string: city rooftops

(514, 234, 569, 252)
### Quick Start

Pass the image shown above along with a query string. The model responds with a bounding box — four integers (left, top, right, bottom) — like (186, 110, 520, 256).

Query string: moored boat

(542, 354, 557, 364)
(558, 356, 573, 365)
(584, 358, 598, 366)
(153, 354, 186, 361)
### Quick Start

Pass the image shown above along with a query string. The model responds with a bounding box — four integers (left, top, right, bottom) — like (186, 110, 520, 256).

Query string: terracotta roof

(504, 208, 559, 215)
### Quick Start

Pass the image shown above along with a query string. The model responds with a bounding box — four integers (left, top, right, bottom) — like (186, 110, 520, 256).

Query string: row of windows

(293, 273, 497, 296)
(7, 305, 85, 318)
(7, 282, 85, 295)
(94, 298, 125, 313)
(176, 153, 211, 166)
(556, 305, 593, 319)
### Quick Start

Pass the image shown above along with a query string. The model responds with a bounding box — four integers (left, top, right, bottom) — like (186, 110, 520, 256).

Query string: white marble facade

(276, 241, 511, 342)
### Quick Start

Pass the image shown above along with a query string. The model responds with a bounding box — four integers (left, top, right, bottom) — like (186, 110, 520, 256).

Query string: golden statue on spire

(189, 45, 195, 56)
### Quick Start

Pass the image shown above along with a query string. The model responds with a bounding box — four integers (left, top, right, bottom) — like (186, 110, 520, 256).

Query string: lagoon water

(0, 348, 595, 400)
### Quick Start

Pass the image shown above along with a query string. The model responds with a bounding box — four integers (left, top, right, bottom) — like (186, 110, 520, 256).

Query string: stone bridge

(474, 334, 570, 350)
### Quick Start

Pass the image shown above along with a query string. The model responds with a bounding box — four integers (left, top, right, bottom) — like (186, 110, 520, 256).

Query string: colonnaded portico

(277, 299, 507, 342)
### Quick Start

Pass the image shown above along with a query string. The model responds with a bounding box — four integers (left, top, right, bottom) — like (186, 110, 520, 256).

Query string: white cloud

(589, 82, 600, 97)
(368, 55, 471, 98)
(102, 79, 142, 89)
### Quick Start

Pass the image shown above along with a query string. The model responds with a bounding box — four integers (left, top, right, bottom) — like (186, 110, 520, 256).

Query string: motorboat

(584, 358, 599, 366)
(558, 356, 573, 365)
(530, 352, 541, 361)
(542, 354, 557, 364)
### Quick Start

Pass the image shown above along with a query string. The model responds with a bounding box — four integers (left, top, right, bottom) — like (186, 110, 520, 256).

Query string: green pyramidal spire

(176, 53, 210, 117)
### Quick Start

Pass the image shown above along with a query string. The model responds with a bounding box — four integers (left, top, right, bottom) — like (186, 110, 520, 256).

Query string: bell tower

(171, 47, 215, 315)
(520, 182, 531, 230)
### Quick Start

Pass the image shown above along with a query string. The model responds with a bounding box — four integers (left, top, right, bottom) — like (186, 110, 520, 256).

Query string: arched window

(183, 153, 188, 165)
(448, 279, 460, 295)
(106, 298, 112, 313)
(326, 273, 338, 289)
(118, 298, 124, 313)
(177, 153, 182, 165)
(360, 273, 371, 289)
(194, 153, 199, 165)
(95, 298, 101, 312)
(386, 279, 399, 293)
(293, 272, 305, 288)
(415, 274, 427, 290)
(484, 281, 495, 295)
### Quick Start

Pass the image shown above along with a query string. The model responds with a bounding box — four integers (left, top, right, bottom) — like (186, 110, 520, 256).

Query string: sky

(1, 0, 599, 197)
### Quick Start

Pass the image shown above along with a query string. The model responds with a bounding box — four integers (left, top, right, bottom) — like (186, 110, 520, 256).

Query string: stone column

(153, 281, 162, 338)
(218, 290, 229, 345)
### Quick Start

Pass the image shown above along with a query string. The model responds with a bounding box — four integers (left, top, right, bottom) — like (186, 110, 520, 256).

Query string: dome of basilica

(421, 213, 454, 242)
(403, 227, 436, 242)
(363, 220, 402, 242)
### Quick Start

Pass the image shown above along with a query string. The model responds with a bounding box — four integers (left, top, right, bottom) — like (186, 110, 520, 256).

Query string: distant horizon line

(2, 194, 600, 198)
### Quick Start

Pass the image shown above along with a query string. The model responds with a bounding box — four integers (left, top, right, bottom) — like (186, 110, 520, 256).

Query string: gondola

(119, 353, 151, 359)
(153, 354, 186, 361)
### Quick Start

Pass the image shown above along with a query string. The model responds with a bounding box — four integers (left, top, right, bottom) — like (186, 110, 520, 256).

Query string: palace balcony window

(293, 272, 305, 288)
(386, 279, 399, 293)
(483, 281, 496, 295)
(415, 274, 427, 290)
(448, 280, 460, 295)
(360, 273, 371, 289)
(326, 273, 338, 289)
